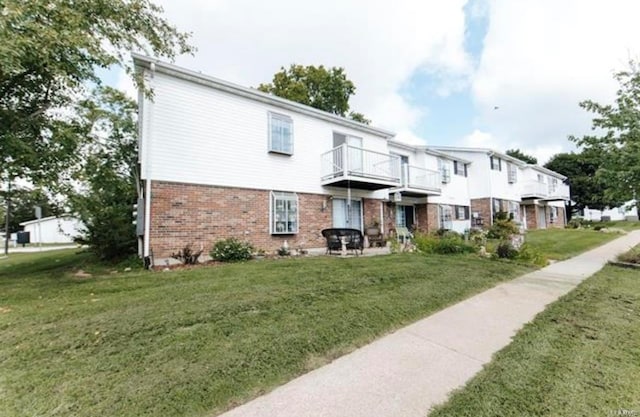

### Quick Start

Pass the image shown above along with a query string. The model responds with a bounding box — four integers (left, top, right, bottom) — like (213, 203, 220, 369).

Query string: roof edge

(132, 53, 396, 139)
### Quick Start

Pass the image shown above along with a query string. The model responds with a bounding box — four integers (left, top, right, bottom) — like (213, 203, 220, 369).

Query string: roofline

(523, 164, 567, 180)
(387, 141, 472, 164)
(19, 215, 75, 226)
(429, 146, 527, 166)
(132, 53, 396, 139)
(431, 146, 567, 179)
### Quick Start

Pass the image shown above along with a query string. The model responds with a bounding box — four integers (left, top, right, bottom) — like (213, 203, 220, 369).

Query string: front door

(332, 198, 363, 230)
(395, 205, 415, 229)
(439, 205, 453, 230)
(537, 206, 547, 229)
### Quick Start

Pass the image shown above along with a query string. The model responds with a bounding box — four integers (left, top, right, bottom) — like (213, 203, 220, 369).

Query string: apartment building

(134, 55, 569, 263)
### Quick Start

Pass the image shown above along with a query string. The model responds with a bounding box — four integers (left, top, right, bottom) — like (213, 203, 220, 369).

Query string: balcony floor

(390, 186, 442, 197)
(322, 176, 400, 191)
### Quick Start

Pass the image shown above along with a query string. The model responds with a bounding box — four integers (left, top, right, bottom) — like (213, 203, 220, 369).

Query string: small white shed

(19, 216, 84, 244)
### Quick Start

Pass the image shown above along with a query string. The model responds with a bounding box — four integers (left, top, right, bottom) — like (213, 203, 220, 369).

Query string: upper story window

(270, 191, 298, 234)
(537, 173, 545, 183)
(454, 161, 467, 177)
(507, 163, 517, 183)
(490, 156, 502, 171)
(439, 159, 451, 183)
(268, 112, 293, 155)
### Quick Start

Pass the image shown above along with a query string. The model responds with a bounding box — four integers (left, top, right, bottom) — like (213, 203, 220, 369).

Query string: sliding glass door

(332, 198, 363, 230)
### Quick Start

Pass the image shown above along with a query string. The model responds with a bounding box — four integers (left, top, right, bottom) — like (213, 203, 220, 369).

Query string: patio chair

(365, 226, 385, 248)
(321, 228, 364, 255)
(394, 226, 413, 244)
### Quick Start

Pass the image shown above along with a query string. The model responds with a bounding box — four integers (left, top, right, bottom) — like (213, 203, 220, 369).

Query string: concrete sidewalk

(218, 231, 640, 417)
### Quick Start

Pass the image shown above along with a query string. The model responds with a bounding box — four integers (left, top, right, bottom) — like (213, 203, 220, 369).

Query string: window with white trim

(507, 163, 517, 183)
(439, 159, 451, 183)
(454, 161, 467, 177)
(268, 112, 293, 155)
(490, 156, 502, 171)
(455, 205, 470, 220)
(270, 191, 298, 234)
(508, 201, 520, 221)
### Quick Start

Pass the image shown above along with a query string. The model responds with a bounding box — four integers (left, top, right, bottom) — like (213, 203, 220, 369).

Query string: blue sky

(107, 0, 640, 163)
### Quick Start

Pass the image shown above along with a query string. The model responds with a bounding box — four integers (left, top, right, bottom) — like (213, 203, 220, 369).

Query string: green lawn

(429, 261, 640, 417)
(0, 250, 533, 417)
(525, 228, 621, 260)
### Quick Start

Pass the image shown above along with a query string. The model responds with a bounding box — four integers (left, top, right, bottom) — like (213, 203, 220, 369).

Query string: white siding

(141, 71, 390, 197)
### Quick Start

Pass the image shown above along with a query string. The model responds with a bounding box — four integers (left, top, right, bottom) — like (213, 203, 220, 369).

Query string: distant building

(582, 201, 639, 222)
(19, 216, 84, 244)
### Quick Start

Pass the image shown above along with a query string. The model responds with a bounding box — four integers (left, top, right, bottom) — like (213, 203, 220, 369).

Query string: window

(268, 113, 293, 155)
(507, 163, 517, 183)
(270, 191, 298, 234)
(508, 201, 520, 221)
(492, 198, 503, 216)
(439, 205, 453, 229)
(550, 206, 558, 223)
(454, 161, 467, 177)
(549, 178, 558, 193)
(490, 156, 502, 171)
(537, 173, 544, 183)
(455, 205, 470, 220)
(439, 159, 451, 183)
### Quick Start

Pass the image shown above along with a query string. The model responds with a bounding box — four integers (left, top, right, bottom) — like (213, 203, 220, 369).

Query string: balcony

(321, 144, 401, 190)
(521, 181, 570, 200)
(545, 183, 570, 201)
(389, 164, 442, 197)
(521, 181, 548, 198)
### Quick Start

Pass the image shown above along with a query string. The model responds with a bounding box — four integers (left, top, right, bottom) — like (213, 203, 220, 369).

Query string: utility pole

(4, 181, 11, 256)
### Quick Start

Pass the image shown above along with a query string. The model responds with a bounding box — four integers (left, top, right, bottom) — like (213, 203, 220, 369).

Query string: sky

(108, 0, 640, 164)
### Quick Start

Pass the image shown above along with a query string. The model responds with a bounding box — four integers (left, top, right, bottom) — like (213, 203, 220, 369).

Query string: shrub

(593, 225, 604, 231)
(618, 247, 640, 264)
(171, 244, 204, 265)
(566, 218, 593, 229)
(211, 238, 253, 262)
(495, 241, 518, 259)
(415, 233, 475, 255)
(487, 218, 520, 240)
(517, 244, 548, 266)
(468, 228, 488, 246)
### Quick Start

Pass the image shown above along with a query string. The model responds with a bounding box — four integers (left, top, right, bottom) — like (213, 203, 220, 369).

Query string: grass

(597, 220, 640, 231)
(525, 228, 621, 260)
(429, 260, 640, 417)
(0, 250, 533, 417)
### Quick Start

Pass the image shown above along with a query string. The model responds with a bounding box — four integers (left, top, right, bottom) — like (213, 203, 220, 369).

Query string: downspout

(379, 201, 384, 234)
(142, 63, 155, 262)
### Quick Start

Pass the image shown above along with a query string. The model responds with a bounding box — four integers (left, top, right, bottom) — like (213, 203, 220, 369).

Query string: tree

(0, 0, 193, 185)
(545, 150, 622, 217)
(506, 149, 537, 164)
(258, 64, 370, 124)
(0, 187, 57, 233)
(571, 60, 640, 214)
(66, 87, 139, 260)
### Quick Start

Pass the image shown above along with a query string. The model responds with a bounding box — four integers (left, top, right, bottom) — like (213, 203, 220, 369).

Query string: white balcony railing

(521, 180, 548, 198)
(548, 183, 570, 199)
(321, 144, 401, 183)
(403, 164, 441, 190)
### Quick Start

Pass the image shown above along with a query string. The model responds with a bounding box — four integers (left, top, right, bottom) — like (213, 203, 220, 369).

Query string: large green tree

(258, 64, 370, 124)
(545, 150, 621, 214)
(0, 0, 193, 184)
(66, 87, 139, 260)
(506, 148, 537, 164)
(571, 60, 640, 214)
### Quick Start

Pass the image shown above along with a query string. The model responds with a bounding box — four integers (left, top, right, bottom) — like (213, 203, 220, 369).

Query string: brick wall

(363, 199, 383, 230)
(524, 205, 537, 230)
(471, 198, 491, 228)
(149, 181, 336, 258)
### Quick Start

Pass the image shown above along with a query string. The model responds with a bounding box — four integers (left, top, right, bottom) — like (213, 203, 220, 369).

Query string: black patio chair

(321, 228, 364, 255)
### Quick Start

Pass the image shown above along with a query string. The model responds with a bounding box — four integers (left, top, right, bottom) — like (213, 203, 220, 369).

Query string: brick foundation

(148, 181, 385, 258)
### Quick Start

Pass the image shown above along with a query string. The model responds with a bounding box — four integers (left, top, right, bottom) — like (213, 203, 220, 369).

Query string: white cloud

(148, 0, 472, 133)
(467, 0, 640, 155)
